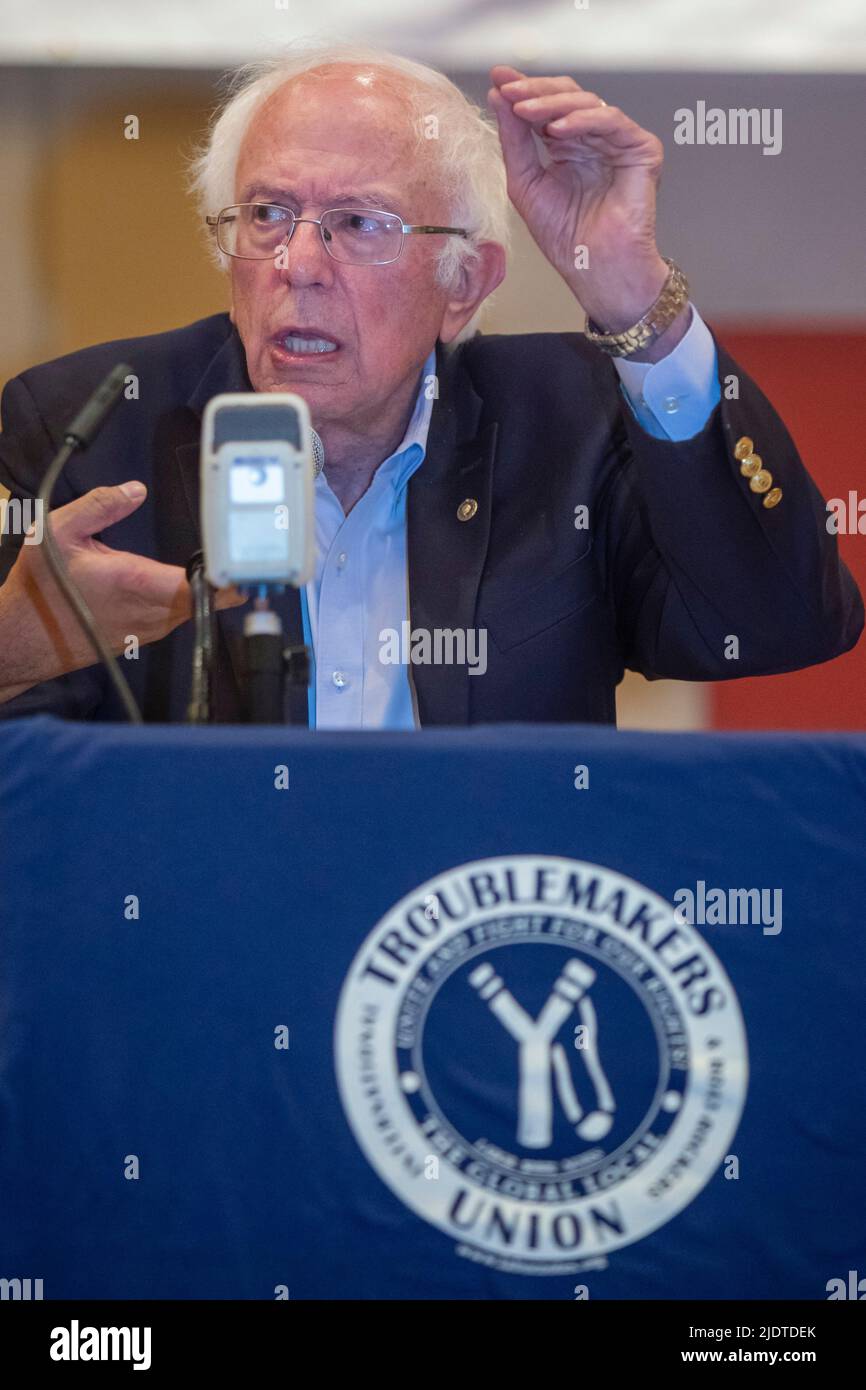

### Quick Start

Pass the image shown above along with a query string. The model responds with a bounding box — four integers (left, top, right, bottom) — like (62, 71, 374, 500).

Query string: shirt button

(662, 396, 680, 414)
(331, 670, 348, 690)
(337, 551, 348, 570)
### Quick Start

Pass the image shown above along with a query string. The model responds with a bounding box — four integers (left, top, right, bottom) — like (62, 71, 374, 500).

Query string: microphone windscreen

(311, 429, 325, 478)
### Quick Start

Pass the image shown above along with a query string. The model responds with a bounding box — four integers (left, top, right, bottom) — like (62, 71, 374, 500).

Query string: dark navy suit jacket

(0, 313, 861, 724)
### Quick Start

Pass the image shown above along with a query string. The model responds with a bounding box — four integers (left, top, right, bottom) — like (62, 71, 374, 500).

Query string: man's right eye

(252, 205, 288, 223)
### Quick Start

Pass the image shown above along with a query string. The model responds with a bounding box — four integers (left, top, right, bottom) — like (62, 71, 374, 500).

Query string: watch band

(584, 258, 690, 358)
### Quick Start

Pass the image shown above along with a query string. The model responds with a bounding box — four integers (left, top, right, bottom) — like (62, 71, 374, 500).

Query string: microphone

(64, 363, 129, 448)
(198, 392, 319, 723)
(199, 392, 317, 591)
(37, 363, 143, 724)
(312, 428, 324, 478)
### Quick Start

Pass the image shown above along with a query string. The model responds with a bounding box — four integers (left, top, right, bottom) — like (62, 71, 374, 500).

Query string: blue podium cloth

(1, 716, 864, 1300)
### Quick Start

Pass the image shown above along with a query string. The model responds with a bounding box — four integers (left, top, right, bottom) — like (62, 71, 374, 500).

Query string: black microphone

(37, 362, 143, 724)
(64, 363, 129, 448)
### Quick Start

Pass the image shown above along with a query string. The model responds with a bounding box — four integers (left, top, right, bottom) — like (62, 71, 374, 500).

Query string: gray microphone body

(200, 391, 317, 590)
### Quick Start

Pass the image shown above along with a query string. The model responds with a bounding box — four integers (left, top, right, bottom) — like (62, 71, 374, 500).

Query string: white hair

(187, 38, 510, 343)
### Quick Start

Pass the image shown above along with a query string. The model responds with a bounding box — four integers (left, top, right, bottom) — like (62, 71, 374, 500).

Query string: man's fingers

(121, 555, 190, 612)
(542, 107, 662, 166)
(490, 63, 526, 88)
(122, 557, 247, 617)
(511, 91, 608, 131)
(497, 74, 581, 102)
(50, 482, 148, 545)
(488, 86, 542, 190)
(213, 585, 248, 611)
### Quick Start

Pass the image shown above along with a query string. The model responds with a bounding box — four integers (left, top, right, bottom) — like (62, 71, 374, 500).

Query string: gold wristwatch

(583, 258, 690, 358)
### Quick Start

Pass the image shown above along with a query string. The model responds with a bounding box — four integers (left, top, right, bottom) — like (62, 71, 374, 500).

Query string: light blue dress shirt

(302, 307, 719, 729)
(614, 304, 721, 440)
(301, 348, 435, 730)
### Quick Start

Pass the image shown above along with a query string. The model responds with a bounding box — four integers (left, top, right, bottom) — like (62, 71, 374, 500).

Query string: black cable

(36, 363, 143, 724)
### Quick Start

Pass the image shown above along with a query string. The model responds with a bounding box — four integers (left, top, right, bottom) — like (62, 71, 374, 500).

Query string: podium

(1, 715, 864, 1300)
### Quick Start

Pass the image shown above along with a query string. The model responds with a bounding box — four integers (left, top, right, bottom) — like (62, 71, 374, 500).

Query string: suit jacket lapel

(407, 341, 498, 725)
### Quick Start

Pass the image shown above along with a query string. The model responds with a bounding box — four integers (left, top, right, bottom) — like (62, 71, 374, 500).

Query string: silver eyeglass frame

(206, 203, 469, 265)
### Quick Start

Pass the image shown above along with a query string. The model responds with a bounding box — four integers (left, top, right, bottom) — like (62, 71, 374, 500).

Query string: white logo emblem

(335, 856, 748, 1275)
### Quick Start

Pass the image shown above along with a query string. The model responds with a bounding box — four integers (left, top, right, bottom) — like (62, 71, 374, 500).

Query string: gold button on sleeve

(749, 470, 773, 494)
(734, 436, 754, 461)
(457, 498, 478, 521)
(739, 453, 763, 478)
(763, 487, 783, 508)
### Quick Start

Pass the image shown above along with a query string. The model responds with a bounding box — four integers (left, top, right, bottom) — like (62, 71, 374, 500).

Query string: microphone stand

(243, 591, 310, 724)
(240, 427, 320, 724)
(185, 551, 215, 724)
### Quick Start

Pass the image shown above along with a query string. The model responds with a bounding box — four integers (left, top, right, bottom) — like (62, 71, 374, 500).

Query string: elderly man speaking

(0, 42, 861, 724)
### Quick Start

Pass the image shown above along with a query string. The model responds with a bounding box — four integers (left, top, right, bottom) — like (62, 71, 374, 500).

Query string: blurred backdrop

(2, 1, 864, 729)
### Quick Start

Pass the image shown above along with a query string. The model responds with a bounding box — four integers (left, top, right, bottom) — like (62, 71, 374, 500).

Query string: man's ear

(438, 241, 507, 345)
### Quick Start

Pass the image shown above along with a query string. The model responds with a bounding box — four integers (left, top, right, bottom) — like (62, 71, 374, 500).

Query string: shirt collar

(371, 346, 437, 494)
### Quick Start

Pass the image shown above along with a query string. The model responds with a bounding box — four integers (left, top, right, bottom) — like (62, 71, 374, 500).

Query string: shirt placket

(314, 493, 368, 728)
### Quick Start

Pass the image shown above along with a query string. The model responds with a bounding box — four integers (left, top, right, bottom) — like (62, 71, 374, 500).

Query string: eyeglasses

(206, 203, 469, 266)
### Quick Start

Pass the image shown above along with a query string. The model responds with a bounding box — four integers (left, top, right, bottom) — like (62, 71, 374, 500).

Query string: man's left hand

(488, 66, 688, 352)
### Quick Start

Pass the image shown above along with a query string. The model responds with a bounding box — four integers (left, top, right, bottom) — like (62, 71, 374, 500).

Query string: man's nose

(276, 219, 335, 287)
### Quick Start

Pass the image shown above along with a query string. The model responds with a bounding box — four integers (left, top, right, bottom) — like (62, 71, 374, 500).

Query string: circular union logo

(335, 856, 748, 1275)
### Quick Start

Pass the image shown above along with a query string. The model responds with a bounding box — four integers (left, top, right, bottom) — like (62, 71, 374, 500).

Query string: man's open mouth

(273, 329, 339, 356)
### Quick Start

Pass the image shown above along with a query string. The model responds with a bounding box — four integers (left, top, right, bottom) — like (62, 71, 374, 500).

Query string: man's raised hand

(488, 65, 683, 345)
